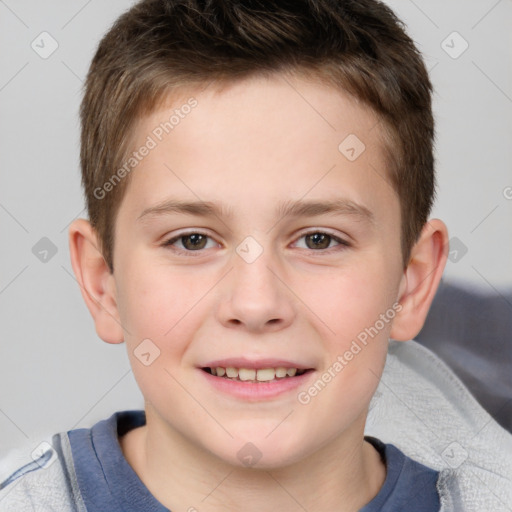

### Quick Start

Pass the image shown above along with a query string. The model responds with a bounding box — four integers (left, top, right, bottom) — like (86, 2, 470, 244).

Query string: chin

(211, 435, 307, 471)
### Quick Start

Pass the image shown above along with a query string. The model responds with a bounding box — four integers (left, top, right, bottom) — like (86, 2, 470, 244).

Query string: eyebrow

(136, 198, 375, 225)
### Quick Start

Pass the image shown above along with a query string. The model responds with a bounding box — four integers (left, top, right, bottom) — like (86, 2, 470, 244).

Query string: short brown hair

(80, 0, 435, 273)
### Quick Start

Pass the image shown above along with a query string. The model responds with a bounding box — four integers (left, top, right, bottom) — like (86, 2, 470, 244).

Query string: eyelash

(161, 229, 351, 256)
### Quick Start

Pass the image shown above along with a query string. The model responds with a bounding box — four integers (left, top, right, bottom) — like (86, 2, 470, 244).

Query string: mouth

(201, 366, 314, 383)
(198, 358, 317, 400)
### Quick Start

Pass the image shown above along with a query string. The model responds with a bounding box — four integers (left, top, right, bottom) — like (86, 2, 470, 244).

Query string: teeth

(209, 366, 306, 381)
(275, 367, 288, 378)
(256, 368, 275, 381)
(226, 367, 238, 378)
(238, 368, 256, 381)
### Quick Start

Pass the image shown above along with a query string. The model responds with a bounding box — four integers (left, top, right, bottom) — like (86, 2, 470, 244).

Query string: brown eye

(294, 230, 350, 253)
(180, 233, 208, 250)
(305, 232, 332, 250)
(163, 232, 216, 254)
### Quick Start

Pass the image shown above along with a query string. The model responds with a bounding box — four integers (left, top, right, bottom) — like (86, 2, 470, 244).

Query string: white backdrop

(0, 0, 511, 456)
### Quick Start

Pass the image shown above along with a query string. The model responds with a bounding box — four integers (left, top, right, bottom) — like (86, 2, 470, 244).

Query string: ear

(68, 218, 124, 344)
(390, 219, 449, 341)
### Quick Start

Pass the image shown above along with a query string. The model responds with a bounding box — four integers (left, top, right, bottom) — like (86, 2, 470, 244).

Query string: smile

(202, 366, 310, 382)
(199, 366, 315, 401)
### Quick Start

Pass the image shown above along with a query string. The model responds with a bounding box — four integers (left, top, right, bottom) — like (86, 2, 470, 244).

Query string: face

(111, 73, 405, 468)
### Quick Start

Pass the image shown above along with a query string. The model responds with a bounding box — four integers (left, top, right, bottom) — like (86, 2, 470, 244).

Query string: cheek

(298, 261, 396, 345)
(297, 274, 391, 435)
(296, 261, 394, 398)
(117, 258, 207, 340)
(119, 266, 201, 405)
(117, 262, 219, 394)
(114, 273, 191, 408)
(312, 264, 395, 408)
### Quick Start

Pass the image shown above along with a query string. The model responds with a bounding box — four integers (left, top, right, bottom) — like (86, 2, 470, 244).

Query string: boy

(1, 0, 511, 510)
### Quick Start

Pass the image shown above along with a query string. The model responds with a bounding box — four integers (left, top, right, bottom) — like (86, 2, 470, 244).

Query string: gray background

(0, 0, 511, 456)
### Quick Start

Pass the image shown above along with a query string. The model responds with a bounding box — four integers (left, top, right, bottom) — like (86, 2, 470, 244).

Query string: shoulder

(0, 410, 146, 512)
(366, 340, 512, 511)
(362, 436, 441, 511)
(0, 433, 85, 511)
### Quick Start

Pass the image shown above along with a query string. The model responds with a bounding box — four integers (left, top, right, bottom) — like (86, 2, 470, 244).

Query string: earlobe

(68, 218, 124, 344)
(390, 219, 449, 342)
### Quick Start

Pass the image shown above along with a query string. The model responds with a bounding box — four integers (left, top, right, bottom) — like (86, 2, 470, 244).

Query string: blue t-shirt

(66, 410, 440, 511)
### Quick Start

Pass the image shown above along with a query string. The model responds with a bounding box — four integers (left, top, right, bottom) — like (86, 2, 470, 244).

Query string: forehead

(118, 73, 398, 227)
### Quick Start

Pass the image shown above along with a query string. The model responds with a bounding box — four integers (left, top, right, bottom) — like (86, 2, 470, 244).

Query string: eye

(293, 230, 350, 252)
(162, 229, 350, 256)
(162, 231, 218, 255)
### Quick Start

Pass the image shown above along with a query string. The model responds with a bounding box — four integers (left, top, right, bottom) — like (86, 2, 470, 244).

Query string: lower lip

(198, 369, 315, 401)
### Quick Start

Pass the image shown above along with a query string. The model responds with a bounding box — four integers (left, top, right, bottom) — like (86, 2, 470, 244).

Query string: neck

(120, 407, 386, 512)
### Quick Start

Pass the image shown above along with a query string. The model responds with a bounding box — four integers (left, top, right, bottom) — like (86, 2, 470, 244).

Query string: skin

(69, 72, 448, 512)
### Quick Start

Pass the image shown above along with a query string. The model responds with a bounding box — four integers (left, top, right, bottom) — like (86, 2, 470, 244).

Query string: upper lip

(200, 358, 314, 370)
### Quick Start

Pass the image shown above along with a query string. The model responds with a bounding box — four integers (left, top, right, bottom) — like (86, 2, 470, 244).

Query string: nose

(216, 244, 296, 333)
